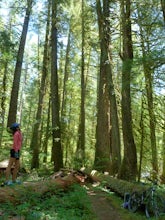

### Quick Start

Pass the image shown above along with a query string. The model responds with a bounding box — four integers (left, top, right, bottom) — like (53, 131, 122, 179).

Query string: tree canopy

(0, 0, 164, 181)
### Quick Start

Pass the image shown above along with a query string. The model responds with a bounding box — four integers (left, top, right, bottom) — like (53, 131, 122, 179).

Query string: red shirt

(12, 130, 22, 152)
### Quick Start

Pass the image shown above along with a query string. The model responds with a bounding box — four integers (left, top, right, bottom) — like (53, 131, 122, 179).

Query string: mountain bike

(128, 179, 165, 218)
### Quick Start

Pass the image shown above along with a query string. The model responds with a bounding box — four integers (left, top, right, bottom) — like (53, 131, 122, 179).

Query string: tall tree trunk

(94, 0, 121, 173)
(43, 99, 51, 163)
(138, 93, 145, 182)
(105, 0, 121, 175)
(143, 62, 158, 176)
(31, 1, 50, 169)
(76, 0, 86, 167)
(61, 29, 71, 166)
(61, 30, 71, 118)
(0, 62, 8, 147)
(161, 0, 165, 22)
(7, 0, 33, 127)
(51, 0, 63, 171)
(118, 0, 137, 181)
(94, 0, 111, 172)
(139, 27, 158, 177)
(161, 103, 165, 183)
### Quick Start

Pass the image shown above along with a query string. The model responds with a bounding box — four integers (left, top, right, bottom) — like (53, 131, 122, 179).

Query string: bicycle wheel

(128, 192, 141, 213)
(145, 194, 165, 218)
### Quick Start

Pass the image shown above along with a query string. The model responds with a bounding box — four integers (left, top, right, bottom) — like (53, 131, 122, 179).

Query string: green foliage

(0, 184, 95, 220)
(0, 30, 15, 54)
(0, 0, 164, 179)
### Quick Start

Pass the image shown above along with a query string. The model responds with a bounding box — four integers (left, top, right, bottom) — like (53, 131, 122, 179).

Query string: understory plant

(0, 184, 96, 220)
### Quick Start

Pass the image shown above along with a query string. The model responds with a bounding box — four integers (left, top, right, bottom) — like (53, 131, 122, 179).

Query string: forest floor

(0, 166, 148, 220)
(88, 187, 123, 220)
(0, 185, 124, 220)
(87, 185, 150, 220)
(0, 182, 149, 220)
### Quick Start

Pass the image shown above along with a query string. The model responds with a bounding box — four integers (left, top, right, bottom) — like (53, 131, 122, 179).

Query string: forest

(0, 0, 165, 184)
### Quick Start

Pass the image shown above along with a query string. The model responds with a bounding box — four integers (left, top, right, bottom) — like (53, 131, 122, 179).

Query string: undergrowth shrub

(0, 184, 96, 220)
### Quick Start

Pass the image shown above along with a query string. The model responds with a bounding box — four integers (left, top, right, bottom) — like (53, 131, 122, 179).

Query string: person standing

(5, 123, 23, 185)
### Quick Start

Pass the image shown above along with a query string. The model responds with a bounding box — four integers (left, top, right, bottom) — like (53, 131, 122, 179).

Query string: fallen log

(98, 175, 146, 196)
(0, 171, 85, 204)
(86, 170, 165, 199)
(0, 160, 15, 178)
(0, 168, 162, 205)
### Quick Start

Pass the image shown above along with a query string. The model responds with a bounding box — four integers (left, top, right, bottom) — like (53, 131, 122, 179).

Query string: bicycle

(128, 179, 165, 218)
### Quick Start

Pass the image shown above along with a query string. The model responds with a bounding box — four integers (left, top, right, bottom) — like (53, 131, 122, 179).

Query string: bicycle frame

(128, 179, 165, 218)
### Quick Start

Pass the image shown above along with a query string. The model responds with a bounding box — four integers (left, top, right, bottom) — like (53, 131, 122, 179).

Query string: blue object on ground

(13, 180, 21, 184)
(4, 180, 13, 186)
(4, 180, 22, 186)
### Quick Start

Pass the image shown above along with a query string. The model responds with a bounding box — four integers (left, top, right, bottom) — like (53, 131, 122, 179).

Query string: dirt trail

(88, 188, 123, 220)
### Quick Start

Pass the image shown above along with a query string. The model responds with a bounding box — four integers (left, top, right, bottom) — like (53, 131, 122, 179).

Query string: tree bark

(118, 0, 137, 181)
(161, 105, 165, 183)
(139, 18, 158, 177)
(31, 0, 50, 169)
(7, 0, 33, 127)
(92, 172, 152, 198)
(138, 93, 145, 182)
(51, 0, 63, 171)
(43, 99, 51, 163)
(0, 61, 8, 147)
(94, 0, 121, 174)
(0, 173, 83, 204)
(104, 0, 121, 175)
(94, 0, 111, 172)
(76, 0, 86, 166)
(161, 0, 165, 22)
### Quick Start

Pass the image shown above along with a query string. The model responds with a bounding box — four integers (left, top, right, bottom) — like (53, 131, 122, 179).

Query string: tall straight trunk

(138, 19, 158, 176)
(94, 0, 121, 173)
(43, 99, 51, 163)
(61, 30, 71, 118)
(51, 0, 63, 171)
(61, 29, 72, 166)
(138, 93, 145, 182)
(31, 1, 50, 169)
(118, 0, 137, 181)
(105, 0, 121, 175)
(143, 63, 158, 176)
(161, 106, 165, 183)
(161, 0, 165, 22)
(94, 0, 111, 172)
(0, 62, 8, 147)
(76, 0, 86, 166)
(7, 0, 33, 127)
